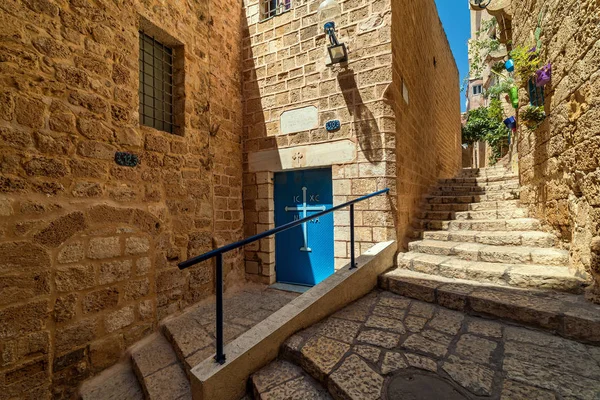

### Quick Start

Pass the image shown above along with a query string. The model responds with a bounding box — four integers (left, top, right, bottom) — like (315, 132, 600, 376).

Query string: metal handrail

(178, 187, 390, 364)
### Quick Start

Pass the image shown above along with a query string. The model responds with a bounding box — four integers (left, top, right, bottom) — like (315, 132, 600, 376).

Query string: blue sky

(434, 0, 470, 112)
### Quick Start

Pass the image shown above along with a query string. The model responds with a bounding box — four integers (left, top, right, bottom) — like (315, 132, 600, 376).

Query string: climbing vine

(462, 98, 510, 163)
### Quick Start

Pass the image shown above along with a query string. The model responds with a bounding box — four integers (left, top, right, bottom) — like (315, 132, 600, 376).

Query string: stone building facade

(495, 0, 600, 300)
(0, 0, 460, 396)
(0, 0, 243, 397)
(241, 0, 461, 282)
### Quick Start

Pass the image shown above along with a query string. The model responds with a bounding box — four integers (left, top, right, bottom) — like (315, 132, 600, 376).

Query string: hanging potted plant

(535, 62, 552, 87)
(510, 45, 542, 87)
(520, 105, 546, 129)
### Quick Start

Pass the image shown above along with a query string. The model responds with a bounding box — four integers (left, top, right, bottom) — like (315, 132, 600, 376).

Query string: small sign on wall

(280, 106, 319, 135)
(115, 152, 139, 167)
(325, 120, 340, 132)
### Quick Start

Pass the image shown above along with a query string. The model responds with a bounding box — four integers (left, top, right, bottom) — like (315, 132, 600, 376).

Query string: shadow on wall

(337, 68, 382, 164)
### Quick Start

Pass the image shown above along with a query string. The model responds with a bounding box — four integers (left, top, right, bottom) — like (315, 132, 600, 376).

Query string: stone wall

(241, 0, 398, 282)
(240, 0, 461, 282)
(391, 0, 463, 248)
(0, 0, 243, 397)
(509, 0, 600, 300)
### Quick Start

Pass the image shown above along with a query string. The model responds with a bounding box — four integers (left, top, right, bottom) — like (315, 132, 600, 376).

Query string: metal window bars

(178, 188, 390, 364)
(260, 0, 292, 21)
(139, 31, 175, 134)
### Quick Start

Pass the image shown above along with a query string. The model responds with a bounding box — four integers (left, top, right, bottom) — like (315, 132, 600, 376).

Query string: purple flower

(536, 63, 552, 87)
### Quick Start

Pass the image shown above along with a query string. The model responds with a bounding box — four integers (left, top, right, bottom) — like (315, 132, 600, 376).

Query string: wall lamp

(324, 22, 347, 65)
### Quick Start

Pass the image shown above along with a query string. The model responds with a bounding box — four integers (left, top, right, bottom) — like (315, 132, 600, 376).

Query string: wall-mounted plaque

(280, 106, 319, 135)
(115, 152, 139, 167)
(325, 120, 341, 131)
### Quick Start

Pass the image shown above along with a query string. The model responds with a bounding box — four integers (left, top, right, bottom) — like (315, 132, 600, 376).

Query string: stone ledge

(379, 269, 600, 344)
(190, 240, 397, 400)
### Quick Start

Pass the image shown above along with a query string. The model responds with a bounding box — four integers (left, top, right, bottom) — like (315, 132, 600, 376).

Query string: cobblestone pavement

(256, 290, 600, 400)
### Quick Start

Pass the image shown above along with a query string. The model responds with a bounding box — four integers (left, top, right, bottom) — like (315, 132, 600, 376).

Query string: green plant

(468, 17, 501, 79)
(485, 74, 515, 100)
(520, 105, 546, 129)
(462, 99, 510, 163)
(510, 45, 543, 86)
(491, 61, 506, 74)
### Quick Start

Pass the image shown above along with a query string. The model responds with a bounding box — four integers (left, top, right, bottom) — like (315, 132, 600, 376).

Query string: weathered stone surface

(99, 260, 131, 284)
(252, 359, 303, 394)
(34, 212, 87, 248)
(57, 241, 85, 264)
(89, 335, 124, 370)
(381, 351, 408, 374)
(402, 333, 448, 358)
(0, 241, 50, 273)
(88, 237, 121, 259)
(364, 315, 406, 333)
(427, 309, 464, 335)
(500, 380, 556, 400)
(328, 355, 384, 400)
(55, 264, 95, 292)
(356, 329, 400, 349)
(55, 318, 98, 354)
(454, 334, 497, 365)
(80, 364, 143, 400)
(104, 306, 135, 333)
(442, 355, 495, 396)
(405, 352, 438, 372)
(125, 236, 150, 255)
(301, 336, 350, 380)
(0, 300, 49, 340)
(54, 294, 77, 323)
(83, 287, 119, 314)
(353, 345, 381, 364)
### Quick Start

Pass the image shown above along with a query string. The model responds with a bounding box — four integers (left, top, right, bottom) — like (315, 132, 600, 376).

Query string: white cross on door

(285, 186, 326, 252)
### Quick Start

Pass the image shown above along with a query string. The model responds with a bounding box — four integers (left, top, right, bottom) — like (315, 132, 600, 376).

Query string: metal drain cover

(387, 372, 470, 400)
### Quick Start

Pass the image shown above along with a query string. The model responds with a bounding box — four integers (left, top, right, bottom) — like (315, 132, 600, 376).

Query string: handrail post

(215, 253, 226, 364)
(349, 204, 356, 269)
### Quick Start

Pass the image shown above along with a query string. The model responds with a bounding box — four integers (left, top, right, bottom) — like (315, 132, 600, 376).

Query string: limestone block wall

(0, 0, 242, 397)
(391, 0, 463, 249)
(509, 0, 600, 299)
(241, 0, 398, 282)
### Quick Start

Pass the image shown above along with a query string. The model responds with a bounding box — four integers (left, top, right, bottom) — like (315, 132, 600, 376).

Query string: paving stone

(381, 351, 408, 374)
(401, 334, 449, 358)
(328, 354, 384, 400)
(404, 315, 428, 332)
(317, 318, 361, 344)
(301, 336, 350, 380)
(378, 293, 411, 309)
(408, 302, 435, 319)
(80, 363, 144, 400)
(163, 316, 213, 360)
(364, 315, 406, 333)
(442, 355, 495, 396)
(427, 309, 464, 335)
(454, 334, 497, 365)
(466, 319, 503, 338)
(353, 345, 381, 364)
(261, 376, 331, 400)
(252, 360, 303, 394)
(131, 335, 178, 378)
(142, 363, 191, 400)
(500, 380, 557, 400)
(405, 353, 438, 372)
(356, 329, 400, 349)
(371, 305, 405, 320)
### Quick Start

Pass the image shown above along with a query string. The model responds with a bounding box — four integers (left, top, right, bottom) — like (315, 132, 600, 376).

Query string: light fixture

(470, 0, 492, 9)
(324, 21, 347, 65)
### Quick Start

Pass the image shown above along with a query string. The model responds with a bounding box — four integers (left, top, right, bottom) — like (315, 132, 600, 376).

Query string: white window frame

(260, 0, 292, 22)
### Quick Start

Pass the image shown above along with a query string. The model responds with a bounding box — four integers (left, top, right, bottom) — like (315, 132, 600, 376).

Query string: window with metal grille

(260, 0, 292, 21)
(528, 78, 545, 107)
(139, 31, 174, 133)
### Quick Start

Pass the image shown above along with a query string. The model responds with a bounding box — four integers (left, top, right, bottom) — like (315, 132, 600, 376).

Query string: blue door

(274, 168, 334, 286)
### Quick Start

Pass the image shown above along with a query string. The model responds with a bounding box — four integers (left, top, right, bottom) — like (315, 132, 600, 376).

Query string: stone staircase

(405, 166, 587, 293)
(79, 287, 298, 400)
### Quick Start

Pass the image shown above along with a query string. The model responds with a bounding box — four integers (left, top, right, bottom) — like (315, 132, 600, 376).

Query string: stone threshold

(190, 241, 397, 400)
(379, 268, 600, 344)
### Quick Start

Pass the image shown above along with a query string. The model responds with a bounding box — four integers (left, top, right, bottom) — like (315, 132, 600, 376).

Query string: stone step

(426, 192, 519, 204)
(408, 240, 569, 266)
(131, 334, 191, 400)
(429, 188, 520, 197)
(421, 199, 521, 212)
(378, 268, 599, 344)
(438, 175, 519, 185)
(421, 230, 557, 247)
(250, 359, 332, 399)
(414, 218, 541, 232)
(433, 182, 520, 192)
(79, 362, 144, 400)
(397, 252, 583, 293)
(417, 208, 528, 221)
